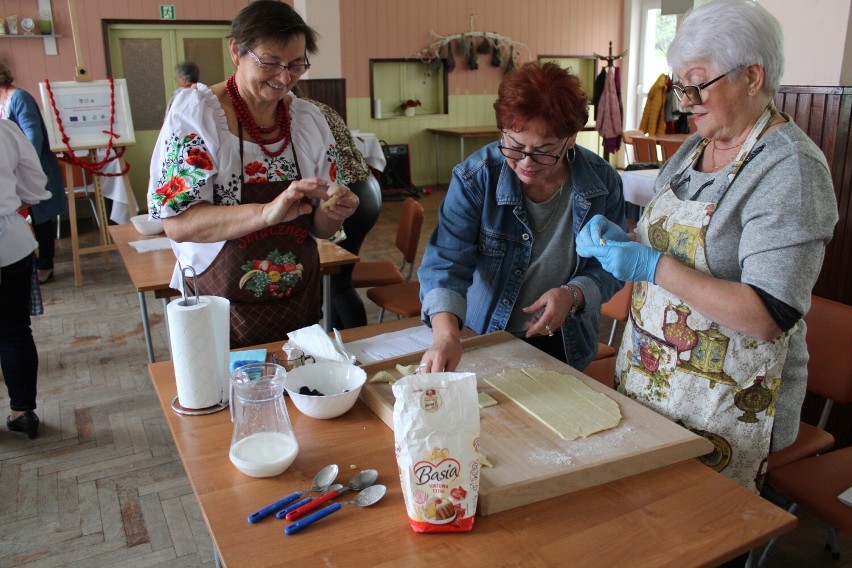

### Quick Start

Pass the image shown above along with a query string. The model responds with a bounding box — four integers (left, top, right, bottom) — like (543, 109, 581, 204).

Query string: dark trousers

(521, 330, 568, 364)
(0, 254, 39, 411)
(33, 218, 56, 270)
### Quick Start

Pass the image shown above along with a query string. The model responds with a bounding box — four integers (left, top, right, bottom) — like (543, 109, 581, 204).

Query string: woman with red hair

(418, 62, 626, 372)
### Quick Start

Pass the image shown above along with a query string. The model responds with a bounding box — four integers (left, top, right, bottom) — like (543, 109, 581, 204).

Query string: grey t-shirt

(658, 117, 838, 450)
(506, 188, 577, 334)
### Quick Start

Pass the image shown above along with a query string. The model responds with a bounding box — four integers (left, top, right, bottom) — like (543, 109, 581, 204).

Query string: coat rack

(594, 41, 627, 68)
(408, 12, 529, 73)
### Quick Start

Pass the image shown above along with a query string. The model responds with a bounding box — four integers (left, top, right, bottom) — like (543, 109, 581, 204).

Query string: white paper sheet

(129, 237, 172, 253)
(839, 486, 852, 506)
(344, 325, 433, 363)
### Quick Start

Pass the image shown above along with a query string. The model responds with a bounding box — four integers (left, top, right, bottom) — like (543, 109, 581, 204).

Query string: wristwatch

(562, 284, 582, 317)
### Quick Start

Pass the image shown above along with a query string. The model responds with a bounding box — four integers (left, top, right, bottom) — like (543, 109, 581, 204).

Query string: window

(634, 3, 677, 123)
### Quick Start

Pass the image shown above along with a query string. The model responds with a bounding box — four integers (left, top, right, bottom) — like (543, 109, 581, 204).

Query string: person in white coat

(0, 118, 50, 439)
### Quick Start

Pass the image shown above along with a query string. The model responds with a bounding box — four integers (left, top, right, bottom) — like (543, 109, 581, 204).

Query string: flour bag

(392, 372, 480, 532)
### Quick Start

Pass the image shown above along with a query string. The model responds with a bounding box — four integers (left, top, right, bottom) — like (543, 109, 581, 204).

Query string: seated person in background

(295, 91, 382, 330)
(148, 0, 359, 348)
(417, 62, 626, 373)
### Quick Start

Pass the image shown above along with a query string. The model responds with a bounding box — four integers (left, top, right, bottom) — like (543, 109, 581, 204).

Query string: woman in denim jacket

(417, 62, 626, 373)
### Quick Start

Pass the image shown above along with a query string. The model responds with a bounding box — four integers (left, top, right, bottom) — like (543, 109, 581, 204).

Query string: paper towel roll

(167, 295, 231, 409)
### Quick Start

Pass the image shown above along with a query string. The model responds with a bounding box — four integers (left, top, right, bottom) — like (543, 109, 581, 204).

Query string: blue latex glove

(576, 239, 663, 283)
(576, 214, 629, 250)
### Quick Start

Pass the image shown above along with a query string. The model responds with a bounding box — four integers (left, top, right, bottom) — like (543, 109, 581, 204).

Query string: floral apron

(615, 105, 791, 493)
(190, 135, 320, 348)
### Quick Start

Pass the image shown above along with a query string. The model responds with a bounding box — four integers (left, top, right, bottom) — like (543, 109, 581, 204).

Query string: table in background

(351, 131, 386, 172)
(110, 224, 359, 364)
(148, 317, 795, 568)
(620, 168, 660, 209)
(428, 126, 499, 185)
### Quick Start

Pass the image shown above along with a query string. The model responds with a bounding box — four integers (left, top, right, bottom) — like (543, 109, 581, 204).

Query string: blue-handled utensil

(284, 484, 386, 535)
(247, 464, 338, 524)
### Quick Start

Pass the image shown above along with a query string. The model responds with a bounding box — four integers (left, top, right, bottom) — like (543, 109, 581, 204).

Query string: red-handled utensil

(285, 468, 378, 521)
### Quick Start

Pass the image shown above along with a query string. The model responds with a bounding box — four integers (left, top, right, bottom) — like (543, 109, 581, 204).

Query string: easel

(61, 148, 135, 286)
(49, 0, 136, 286)
(593, 41, 627, 162)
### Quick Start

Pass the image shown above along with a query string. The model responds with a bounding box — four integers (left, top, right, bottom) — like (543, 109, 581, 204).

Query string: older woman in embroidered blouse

(148, 0, 359, 347)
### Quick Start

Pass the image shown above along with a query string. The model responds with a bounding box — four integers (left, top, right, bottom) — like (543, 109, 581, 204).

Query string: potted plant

(399, 99, 421, 117)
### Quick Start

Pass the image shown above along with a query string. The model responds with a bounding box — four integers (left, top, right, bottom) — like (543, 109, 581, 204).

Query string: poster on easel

(38, 79, 136, 153)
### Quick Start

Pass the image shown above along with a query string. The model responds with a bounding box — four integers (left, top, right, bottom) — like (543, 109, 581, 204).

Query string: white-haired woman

(577, 0, 838, 494)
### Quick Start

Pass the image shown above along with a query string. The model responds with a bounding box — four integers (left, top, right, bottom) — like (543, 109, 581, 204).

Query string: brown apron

(190, 133, 321, 348)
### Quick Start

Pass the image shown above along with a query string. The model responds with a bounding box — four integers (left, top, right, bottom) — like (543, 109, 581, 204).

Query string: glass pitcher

(229, 363, 299, 477)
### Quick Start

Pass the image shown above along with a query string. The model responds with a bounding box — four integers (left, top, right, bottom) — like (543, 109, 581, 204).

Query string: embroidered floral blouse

(147, 84, 340, 287)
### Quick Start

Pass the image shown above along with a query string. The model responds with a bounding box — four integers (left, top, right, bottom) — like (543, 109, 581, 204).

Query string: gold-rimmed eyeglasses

(672, 68, 737, 106)
(246, 49, 311, 76)
(498, 136, 570, 166)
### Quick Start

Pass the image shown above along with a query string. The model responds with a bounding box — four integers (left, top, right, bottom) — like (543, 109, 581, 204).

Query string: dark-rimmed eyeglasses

(246, 49, 311, 76)
(498, 136, 569, 166)
(672, 68, 737, 105)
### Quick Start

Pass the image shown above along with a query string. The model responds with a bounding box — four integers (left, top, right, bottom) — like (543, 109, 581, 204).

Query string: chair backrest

(658, 139, 683, 161)
(602, 282, 633, 322)
(802, 295, 852, 412)
(621, 130, 645, 164)
(395, 197, 425, 279)
(631, 136, 660, 163)
(59, 161, 88, 190)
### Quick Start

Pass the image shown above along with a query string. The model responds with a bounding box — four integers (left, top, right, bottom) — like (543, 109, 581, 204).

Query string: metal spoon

(284, 468, 379, 520)
(275, 483, 343, 519)
(284, 484, 387, 535)
(247, 464, 339, 523)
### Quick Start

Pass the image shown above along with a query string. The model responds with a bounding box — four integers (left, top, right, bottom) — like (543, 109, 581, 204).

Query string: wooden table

(148, 318, 796, 567)
(428, 126, 500, 185)
(110, 224, 359, 364)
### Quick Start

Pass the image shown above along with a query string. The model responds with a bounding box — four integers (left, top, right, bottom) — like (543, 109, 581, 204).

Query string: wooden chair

(621, 129, 645, 165)
(602, 282, 633, 346)
(765, 295, 852, 476)
(657, 139, 684, 161)
(366, 280, 422, 323)
(754, 295, 852, 565)
(760, 447, 852, 563)
(352, 197, 424, 288)
(630, 136, 660, 163)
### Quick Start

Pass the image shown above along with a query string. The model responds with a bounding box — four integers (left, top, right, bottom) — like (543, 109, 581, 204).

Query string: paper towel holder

(178, 265, 200, 307)
(170, 264, 230, 416)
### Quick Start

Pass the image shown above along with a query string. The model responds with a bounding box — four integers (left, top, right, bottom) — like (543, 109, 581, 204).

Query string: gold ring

(545, 325, 554, 337)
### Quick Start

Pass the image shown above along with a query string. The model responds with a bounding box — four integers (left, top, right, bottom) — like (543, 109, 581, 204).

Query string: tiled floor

(0, 189, 848, 567)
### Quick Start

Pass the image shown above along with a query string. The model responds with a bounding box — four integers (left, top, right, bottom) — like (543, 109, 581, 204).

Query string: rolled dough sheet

(484, 367, 621, 440)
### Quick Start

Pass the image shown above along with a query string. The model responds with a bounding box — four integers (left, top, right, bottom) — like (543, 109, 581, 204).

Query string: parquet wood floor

(0, 189, 848, 567)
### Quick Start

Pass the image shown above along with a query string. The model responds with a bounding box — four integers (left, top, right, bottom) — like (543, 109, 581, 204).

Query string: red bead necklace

(225, 74, 291, 158)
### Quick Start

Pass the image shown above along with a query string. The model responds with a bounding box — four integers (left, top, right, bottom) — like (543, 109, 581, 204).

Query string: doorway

(106, 24, 233, 207)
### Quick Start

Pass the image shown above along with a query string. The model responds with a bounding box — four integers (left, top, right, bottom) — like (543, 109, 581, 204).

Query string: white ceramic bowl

(130, 214, 164, 236)
(283, 362, 366, 419)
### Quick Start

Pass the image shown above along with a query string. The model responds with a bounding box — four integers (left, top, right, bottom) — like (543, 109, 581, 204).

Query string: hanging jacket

(596, 68, 622, 152)
(639, 73, 668, 136)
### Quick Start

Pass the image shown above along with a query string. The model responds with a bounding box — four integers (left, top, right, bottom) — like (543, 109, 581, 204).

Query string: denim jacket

(419, 142, 626, 371)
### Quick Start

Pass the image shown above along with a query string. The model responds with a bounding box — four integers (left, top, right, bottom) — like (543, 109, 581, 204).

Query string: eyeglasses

(498, 136, 569, 166)
(672, 68, 737, 105)
(246, 49, 311, 76)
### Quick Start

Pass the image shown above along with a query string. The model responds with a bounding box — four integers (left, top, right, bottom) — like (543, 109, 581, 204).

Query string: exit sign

(160, 5, 175, 20)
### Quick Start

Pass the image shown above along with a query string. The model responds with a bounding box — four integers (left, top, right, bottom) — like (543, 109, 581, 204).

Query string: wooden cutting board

(358, 331, 713, 516)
